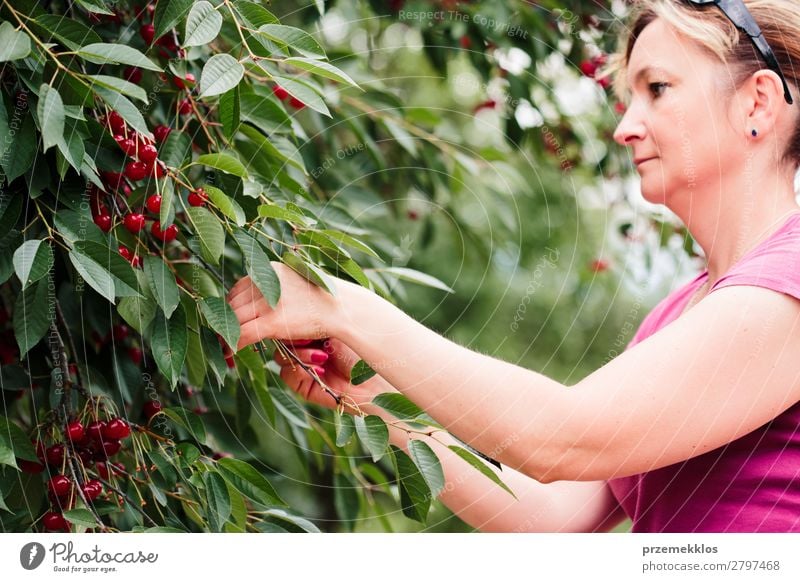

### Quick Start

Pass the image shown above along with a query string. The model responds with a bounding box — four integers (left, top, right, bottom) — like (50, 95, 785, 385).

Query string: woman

(226, 0, 800, 532)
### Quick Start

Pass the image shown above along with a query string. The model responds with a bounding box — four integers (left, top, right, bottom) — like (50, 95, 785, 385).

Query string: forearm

(362, 403, 623, 532)
(334, 282, 579, 482)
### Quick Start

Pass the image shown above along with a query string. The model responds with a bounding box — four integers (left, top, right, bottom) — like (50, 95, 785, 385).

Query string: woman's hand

(274, 337, 399, 412)
(227, 261, 350, 351)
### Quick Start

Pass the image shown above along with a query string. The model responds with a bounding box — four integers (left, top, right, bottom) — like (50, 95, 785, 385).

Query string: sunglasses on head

(682, 0, 793, 104)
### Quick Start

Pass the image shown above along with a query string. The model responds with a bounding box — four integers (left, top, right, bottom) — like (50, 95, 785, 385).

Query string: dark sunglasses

(683, 0, 793, 104)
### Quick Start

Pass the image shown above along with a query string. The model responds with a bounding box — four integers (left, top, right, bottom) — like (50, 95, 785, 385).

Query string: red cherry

(104, 418, 131, 440)
(596, 76, 611, 90)
(151, 221, 178, 242)
(42, 511, 70, 532)
(579, 59, 597, 78)
(172, 73, 195, 89)
(124, 161, 148, 181)
(119, 245, 132, 261)
(124, 67, 142, 84)
(589, 258, 610, 273)
(66, 421, 85, 443)
(225, 354, 235, 368)
(131, 255, 143, 268)
(46, 444, 65, 465)
(459, 36, 471, 49)
(614, 102, 627, 115)
(81, 479, 103, 501)
(93, 214, 112, 232)
(112, 324, 129, 341)
(86, 420, 107, 443)
(114, 135, 138, 157)
(187, 188, 207, 207)
(140, 23, 155, 45)
(48, 475, 72, 497)
(108, 111, 126, 135)
(77, 449, 93, 465)
(19, 459, 45, 473)
(178, 98, 193, 115)
(128, 346, 143, 366)
(138, 144, 158, 164)
(123, 213, 146, 233)
(96, 440, 121, 458)
(96, 462, 110, 480)
(272, 85, 289, 101)
(143, 400, 162, 420)
(288, 97, 305, 110)
(153, 125, 171, 143)
(147, 161, 166, 178)
(146, 195, 162, 214)
(101, 170, 125, 192)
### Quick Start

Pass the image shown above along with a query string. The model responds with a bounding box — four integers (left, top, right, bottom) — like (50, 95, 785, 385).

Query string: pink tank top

(608, 212, 800, 532)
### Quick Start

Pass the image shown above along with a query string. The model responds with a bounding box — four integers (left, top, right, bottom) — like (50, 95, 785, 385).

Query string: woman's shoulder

(711, 212, 800, 300)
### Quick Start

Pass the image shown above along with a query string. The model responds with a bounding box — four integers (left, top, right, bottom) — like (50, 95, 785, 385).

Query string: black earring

(751, 128, 758, 137)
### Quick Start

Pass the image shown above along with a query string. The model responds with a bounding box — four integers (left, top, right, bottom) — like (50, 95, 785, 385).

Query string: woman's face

(613, 18, 739, 206)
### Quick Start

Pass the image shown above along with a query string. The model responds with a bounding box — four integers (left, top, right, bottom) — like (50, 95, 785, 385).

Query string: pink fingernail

(311, 351, 329, 364)
(313, 366, 326, 376)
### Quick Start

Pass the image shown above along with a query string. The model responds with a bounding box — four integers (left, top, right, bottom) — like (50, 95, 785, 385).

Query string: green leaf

(143, 255, 180, 318)
(283, 57, 359, 88)
(391, 445, 431, 523)
(233, 1, 278, 26)
(163, 406, 206, 443)
(13, 280, 50, 357)
(154, 0, 194, 39)
(257, 203, 310, 225)
(37, 84, 65, 153)
(62, 508, 96, 528)
(256, 24, 325, 59)
(448, 445, 516, 498)
(269, 74, 330, 117)
(350, 359, 377, 385)
(0, 21, 31, 62)
(91, 86, 151, 137)
(74, 0, 114, 15)
(268, 385, 310, 429)
(258, 508, 320, 533)
(319, 230, 380, 258)
(202, 184, 245, 226)
(184, 0, 222, 47)
(34, 15, 101, 51)
(160, 130, 193, 168)
(354, 415, 389, 462)
(217, 458, 285, 507)
(199, 297, 240, 352)
(0, 115, 36, 183)
(239, 90, 291, 134)
(69, 249, 114, 302)
(53, 210, 106, 247)
(203, 471, 231, 532)
(117, 294, 157, 336)
(409, 440, 445, 498)
(199, 54, 244, 98)
(72, 240, 141, 299)
(334, 412, 355, 447)
(281, 252, 337, 296)
(13, 239, 54, 289)
(150, 306, 188, 388)
(372, 393, 427, 422)
(159, 178, 175, 227)
(191, 153, 248, 178)
(333, 472, 361, 530)
(219, 86, 240, 141)
(0, 415, 39, 466)
(232, 230, 280, 308)
(375, 267, 455, 294)
(185, 206, 225, 265)
(85, 74, 148, 104)
(77, 43, 162, 71)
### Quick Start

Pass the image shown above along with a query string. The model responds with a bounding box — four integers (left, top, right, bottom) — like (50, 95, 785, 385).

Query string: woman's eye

(649, 82, 669, 98)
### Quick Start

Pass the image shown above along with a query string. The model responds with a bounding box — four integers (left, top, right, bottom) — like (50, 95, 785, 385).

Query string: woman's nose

(612, 105, 646, 147)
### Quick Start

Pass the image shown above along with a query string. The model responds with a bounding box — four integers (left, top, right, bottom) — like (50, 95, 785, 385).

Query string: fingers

(273, 347, 329, 367)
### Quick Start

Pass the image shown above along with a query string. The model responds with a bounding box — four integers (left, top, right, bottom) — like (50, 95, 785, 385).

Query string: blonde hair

(604, 0, 800, 166)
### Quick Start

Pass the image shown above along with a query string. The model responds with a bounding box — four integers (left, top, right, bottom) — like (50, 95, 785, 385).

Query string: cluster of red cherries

(20, 417, 132, 532)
